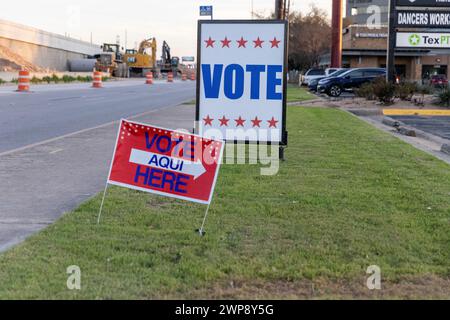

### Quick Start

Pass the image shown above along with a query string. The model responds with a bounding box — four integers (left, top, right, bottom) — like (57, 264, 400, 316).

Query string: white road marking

(49, 148, 64, 154)
(0, 98, 192, 158)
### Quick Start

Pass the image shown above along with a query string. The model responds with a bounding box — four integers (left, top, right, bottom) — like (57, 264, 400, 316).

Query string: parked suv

(300, 67, 343, 86)
(308, 68, 348, 92)
(301, 68, 326, 86)
(317, 68, 386, 97)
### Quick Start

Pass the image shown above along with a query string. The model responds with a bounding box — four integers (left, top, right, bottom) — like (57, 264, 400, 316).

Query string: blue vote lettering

(202, 64, 282, 100)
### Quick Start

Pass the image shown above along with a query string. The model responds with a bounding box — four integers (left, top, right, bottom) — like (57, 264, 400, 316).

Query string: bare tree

(288, 6, 331, 71)
(255, 5, 330, 71)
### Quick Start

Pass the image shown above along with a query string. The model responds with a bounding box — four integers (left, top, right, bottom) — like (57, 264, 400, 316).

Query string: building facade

(340, 0, 450, 82)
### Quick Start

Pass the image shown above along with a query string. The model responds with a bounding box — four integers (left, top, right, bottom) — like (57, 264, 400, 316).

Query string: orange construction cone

(17, 70, 30, 92)
(167, 72, 174, 83)
(181, 73, 187, 81)
(146, 72, 153, 85)
(92, 70, 103, 88)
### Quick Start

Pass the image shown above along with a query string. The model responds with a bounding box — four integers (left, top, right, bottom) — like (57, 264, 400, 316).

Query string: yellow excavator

(123, 38, 157, 77)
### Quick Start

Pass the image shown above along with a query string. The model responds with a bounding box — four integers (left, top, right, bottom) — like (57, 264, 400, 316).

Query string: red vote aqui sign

(108, 120, 224, 204)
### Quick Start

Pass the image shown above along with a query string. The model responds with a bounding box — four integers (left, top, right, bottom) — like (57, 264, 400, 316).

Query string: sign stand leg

(97, 182, 109, 225)
(279, 146, 286, 161)
(197, 202, 211, 237)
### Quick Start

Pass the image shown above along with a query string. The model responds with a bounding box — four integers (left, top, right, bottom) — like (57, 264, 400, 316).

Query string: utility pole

(386, 0, 396, 83)
(125, 30, 128, 51)
(251, 0, 254, 19)
(283, 0, 290, 20)
(275, 0, 284, 20)
(330, 0, 343, 68)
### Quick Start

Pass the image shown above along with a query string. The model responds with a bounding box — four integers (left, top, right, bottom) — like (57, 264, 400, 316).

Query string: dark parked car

(317, 68, 386, 97)
(308, 69, 348, 92)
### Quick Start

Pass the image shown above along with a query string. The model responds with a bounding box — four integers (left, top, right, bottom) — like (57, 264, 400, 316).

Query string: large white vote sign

(196, 20, 288, 144)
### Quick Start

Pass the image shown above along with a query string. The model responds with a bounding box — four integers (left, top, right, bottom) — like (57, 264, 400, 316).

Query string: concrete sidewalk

(0, 103, 195, 252)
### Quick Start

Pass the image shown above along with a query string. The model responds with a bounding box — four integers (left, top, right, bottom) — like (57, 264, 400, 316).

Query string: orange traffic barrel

(17, 70, 30, 92)
(167, 72, 174, 83)
(181, 73, 187, 81)
(146, 72, 153, 85)
(92, 71, 103, 88)
(190, 72, 196, 81)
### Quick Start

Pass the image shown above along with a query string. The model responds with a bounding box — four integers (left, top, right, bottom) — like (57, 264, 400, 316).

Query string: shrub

(62, 75, 76, 83)
(417, 84, 433, 95)
(395, 82, 417, 101)
(30, 76, 42, 84)
(0, 78, 6, 85)
(437, 88, 450, 107)
(354, 82, 375, 100)
(51, 74, 60, 83)
(372, 77, 395, 104)
(76, 75, 92, 82)
(10, 78, 18, 84)
(42, 76, 52, 83)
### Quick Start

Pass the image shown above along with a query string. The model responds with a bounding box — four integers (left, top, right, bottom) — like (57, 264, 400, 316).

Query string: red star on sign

(221, 37, 232, 48)
(270, 37, 281, 48)
(235, 116, 246, 127)
(219, 116, 230, 127)
(253, 37, 264, 48)
(205, 37, 215, 48)
(237, 37, 248, 48)
(203, 115, 214, 126)
(251, 117, 263, 128)
(268, 117, 279, 128)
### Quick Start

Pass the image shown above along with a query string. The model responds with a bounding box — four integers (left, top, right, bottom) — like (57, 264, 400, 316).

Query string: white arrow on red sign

(129, 148, 207, 180)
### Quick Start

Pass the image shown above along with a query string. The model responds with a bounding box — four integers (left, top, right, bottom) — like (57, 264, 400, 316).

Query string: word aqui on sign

(107, 120, 224, 204)
(197, 20, 288, 144)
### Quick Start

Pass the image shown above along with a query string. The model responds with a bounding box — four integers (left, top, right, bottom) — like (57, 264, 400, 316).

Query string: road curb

(382, 116, 402, 128)
(383, 109, 450, 116)
(379, 117, 450, 154)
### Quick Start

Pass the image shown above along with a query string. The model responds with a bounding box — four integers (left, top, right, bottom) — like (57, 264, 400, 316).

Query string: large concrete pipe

(68, 59, 97, 72)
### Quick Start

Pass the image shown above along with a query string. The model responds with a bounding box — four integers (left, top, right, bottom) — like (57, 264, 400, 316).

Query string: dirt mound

(0, 44, 45, 72)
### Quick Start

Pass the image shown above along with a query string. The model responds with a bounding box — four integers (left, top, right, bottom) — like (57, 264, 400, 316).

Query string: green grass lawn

(0, 107, 449, 299)
(287, 84, 315, 102)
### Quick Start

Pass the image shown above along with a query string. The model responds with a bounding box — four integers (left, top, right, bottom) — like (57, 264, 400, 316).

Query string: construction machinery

(94, 43, 128, 77)
(123, 38, 157, 77)
(159, 41, 180, 75)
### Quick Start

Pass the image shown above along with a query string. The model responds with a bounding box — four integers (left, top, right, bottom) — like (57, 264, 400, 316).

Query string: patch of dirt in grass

(146, 197, 173, 209)
(183, 275, 450, 300)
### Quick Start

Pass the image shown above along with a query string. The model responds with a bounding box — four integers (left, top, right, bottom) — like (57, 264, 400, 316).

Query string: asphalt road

(0, 80, 195, 153)
(390, 115, 450, 140)
(0, 80, 196, 252)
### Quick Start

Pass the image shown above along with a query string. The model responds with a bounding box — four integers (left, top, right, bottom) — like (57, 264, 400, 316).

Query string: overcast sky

(2, 0, 332, 57)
